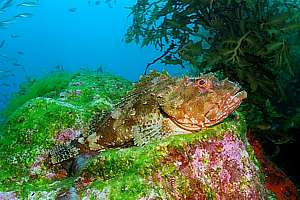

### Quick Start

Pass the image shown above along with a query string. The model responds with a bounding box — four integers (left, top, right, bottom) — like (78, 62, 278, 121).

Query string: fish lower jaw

(234, 90, 247, 101)
(167, 117, 202, 133)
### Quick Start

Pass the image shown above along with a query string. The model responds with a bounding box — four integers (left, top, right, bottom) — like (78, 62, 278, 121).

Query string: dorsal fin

(133, 70, 171, 93)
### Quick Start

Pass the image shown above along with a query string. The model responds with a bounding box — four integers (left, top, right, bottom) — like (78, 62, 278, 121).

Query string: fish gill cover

(0, 0, 300, 199)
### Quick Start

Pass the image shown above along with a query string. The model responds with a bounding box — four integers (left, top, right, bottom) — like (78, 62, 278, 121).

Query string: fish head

(157, 74, 247, 132)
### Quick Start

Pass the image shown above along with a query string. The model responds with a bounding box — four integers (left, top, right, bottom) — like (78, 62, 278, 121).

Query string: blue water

(0, 0, 188, 111)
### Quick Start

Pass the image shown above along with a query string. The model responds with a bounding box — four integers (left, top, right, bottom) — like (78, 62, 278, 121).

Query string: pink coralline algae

(0, 192, 18, 200)
(29, 153, 68, 180)
(29, 153, 48, 177)
(55, 128, 81, 144)
(160, 132, 267, 200)
(74, 89, 81, 95)
(70, 81, 84, 86)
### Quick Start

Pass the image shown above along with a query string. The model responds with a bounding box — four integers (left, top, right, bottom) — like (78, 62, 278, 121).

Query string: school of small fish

(0, 0, 114, 96)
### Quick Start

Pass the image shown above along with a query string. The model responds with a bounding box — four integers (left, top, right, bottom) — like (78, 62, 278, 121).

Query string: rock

(77, 112, 271, 199)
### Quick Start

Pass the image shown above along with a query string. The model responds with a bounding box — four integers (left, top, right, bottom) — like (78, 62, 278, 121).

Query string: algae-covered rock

(0, 72, 132, 194)
(0, 71, 272, 199)
(0, 97, 85, 184)
(77, 113, 269, 199)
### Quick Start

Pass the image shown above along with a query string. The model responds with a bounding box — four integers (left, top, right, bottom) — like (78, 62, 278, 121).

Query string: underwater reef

(0, 71, 285, 199)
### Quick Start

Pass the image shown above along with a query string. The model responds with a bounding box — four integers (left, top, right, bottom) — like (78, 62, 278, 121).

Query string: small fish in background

(55, 64, 64, 71)
(11, 34, 19, 38)
(0, 82, 10, 87)
(0, 73, 9, 78)
(0, 69, 14, 78)
(17, 51, 24, 55)
(0, 40, 5, 48)
(15, 13, 33, 18)
(95, 1, 100, 6)
(96, 65, 103, 74)
(88, 1, 91, 6)
(0, 54, 8, 58)
(105, 0, 113, 8)
(0, 19, 14, 28)
(17, 2, 40, 7)
(68, 8, 76, 12)
(0, 0, 15, 10)
(12, 62, 23, 67)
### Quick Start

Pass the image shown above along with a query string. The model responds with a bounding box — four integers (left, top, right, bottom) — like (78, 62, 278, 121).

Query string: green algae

(83, 173, 154, 200)
(0, 97, 86, 190)
(61, 72, 132, 107)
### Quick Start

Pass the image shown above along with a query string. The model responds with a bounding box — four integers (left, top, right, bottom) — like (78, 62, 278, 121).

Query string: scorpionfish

(49, 71, 247, 168)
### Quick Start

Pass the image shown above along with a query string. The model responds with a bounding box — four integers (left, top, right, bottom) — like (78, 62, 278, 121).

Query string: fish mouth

(169, 90, 247, 132)
(229, 90, 247, 105)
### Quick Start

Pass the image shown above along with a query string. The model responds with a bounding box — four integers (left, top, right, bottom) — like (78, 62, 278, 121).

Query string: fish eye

(198, 79, 206, 85)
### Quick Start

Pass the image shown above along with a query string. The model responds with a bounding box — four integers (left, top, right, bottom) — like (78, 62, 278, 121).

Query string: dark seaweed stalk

(144, 42, 176, 75)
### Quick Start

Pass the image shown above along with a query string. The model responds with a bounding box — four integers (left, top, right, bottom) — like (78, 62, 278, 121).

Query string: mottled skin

(49, 72, 247, 166)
